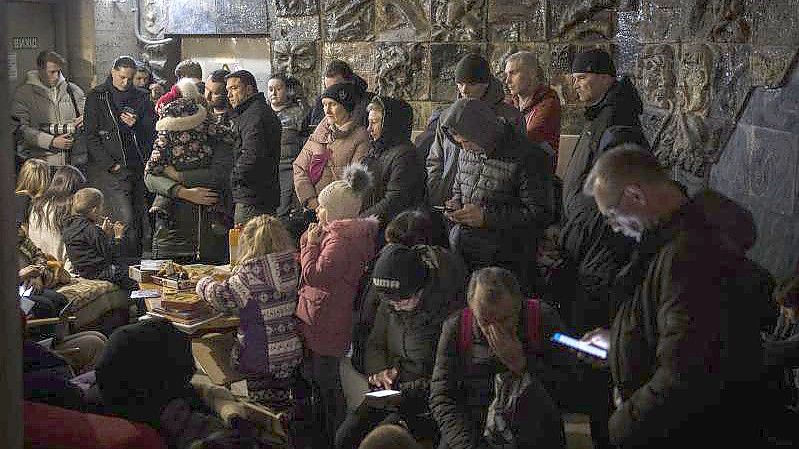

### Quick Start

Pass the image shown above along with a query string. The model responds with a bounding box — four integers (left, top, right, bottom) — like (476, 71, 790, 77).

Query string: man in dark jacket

(225, 70, 282, 225)
(582, 146, 767, 449)
(442, 98, 553, 294)
(336, 244, 465, 448)
(426, 54, 525, 208)
(84, 56, 155, 258)
(430, 267, 568, 449)
(360, 96, 425, 227)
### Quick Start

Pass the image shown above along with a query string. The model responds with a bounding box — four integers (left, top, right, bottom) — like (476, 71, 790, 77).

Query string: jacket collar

(231, 92, 265, 116)
(517, 84, 556, 114)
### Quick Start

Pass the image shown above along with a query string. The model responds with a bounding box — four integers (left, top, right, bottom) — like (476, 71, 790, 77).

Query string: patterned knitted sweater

(196, 251, 302, 378)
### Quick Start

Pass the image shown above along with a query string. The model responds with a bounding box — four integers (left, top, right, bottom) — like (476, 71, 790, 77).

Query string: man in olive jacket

(583, 146, 767, 449)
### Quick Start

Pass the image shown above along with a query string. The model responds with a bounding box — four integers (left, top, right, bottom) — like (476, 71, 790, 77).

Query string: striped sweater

(196, 251, 302, 378)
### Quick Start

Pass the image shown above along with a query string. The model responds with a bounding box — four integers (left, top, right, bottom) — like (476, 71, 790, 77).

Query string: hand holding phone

(551, 332, 608, 360)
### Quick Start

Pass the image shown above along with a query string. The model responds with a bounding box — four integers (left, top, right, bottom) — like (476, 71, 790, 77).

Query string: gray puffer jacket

(275, 103, 306, 165)
(444, 98, 553, 269)
(426, 76, 524, 206)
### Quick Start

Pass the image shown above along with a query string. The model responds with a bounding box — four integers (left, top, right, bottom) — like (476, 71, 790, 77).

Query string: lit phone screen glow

(551, 333, 608, 359)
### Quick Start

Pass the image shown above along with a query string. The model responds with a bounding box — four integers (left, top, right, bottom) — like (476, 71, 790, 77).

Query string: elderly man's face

(594, 183, 648, 242)
(471, 284, 517, 335)
(504, 60, 536, 97)
(456, 82, 488, 99)
(572, 72, 614, 104)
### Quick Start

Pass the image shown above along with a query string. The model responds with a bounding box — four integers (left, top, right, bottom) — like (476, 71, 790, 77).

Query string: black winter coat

(430, 301, 569, 449)
(608, 190, 768, 448)
(558, 76, 647, 332)
(61, 214, 137, 289)
(84, 78, 155, 171)
(228, 93, 282, 209)
(449, 119, 553, 269)
(360, 97, 426, 225)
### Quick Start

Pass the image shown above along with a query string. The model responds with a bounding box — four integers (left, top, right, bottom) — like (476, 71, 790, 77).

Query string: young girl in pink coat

(295, 163, 377, 448)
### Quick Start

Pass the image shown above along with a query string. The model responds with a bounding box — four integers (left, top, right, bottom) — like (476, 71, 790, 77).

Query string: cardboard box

(129, 265, 155, 283)
(151, 275, 197, 291)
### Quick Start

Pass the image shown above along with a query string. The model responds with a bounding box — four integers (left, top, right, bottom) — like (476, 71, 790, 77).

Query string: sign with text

(12, 37, 39, 50)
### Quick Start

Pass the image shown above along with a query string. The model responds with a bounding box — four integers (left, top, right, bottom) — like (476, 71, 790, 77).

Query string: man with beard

(205, 69, 230, 117)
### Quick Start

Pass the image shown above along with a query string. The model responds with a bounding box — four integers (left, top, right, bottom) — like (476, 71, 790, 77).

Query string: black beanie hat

(371, 244, 428, 300)
(571, 48, 616, 75)
(455, 54, 491, 84)
(321, 82, 360, 113)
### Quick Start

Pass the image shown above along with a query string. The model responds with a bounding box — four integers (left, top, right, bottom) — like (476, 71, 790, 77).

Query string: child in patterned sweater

(196, 215, 302, 407)
(145, 79, 237, 226)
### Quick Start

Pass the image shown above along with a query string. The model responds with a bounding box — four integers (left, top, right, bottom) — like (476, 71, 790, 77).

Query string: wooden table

(140, 282, 239, 335)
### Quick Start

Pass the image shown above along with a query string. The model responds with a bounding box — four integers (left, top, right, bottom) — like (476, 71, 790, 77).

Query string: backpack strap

(65, 83, 81, 118)
(457, 307, 474, 354)
(525, 297, 542, 354)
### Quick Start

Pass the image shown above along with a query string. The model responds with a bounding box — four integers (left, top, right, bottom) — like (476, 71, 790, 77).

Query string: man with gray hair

(504, 51, 561, 168)
(581, 144, 767, 448)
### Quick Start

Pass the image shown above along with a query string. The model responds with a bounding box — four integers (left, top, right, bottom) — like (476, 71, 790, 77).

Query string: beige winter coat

(12, 70, 85, 165)
(293, 116, 370, 207)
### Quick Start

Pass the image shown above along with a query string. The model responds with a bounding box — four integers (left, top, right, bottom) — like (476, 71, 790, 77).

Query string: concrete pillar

(0, 1, 24, 446)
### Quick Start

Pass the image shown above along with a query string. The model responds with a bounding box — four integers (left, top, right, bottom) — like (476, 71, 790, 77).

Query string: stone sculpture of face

(273, 41, 316, 98)
(678, 44, 713, 114)
(640, 45, 675, 110)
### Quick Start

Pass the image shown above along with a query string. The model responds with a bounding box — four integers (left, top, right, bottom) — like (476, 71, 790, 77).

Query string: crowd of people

(12, 46, 799, 449)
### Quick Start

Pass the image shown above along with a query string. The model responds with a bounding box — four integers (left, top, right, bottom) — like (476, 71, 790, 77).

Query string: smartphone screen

(365, 389, 401, 398)
(551, 332, 608, 359)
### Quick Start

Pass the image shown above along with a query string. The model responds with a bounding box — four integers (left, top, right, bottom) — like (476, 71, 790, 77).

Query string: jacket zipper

(103, 92, 127, 168)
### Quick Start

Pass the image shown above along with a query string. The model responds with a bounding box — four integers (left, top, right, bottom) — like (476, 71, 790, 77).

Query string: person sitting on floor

(196, 214, 303, 409)
(61, 187, 138, 291)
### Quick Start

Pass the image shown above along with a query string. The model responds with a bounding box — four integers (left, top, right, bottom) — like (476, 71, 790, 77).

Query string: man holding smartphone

(84, 56, 156, 258)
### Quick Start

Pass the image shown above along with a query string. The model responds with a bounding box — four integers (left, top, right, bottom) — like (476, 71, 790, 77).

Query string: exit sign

(13, 37, 39, 50)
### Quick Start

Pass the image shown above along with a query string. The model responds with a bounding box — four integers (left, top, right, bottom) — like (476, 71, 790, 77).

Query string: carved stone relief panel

(165, 0, 217, 34)
(323, 42, 377, 91)
(272, 41, 320, 101)
(430, 44, 485, 102)
(634, 1, 681, 43)
(751, 47, 795, 88)
(323, 0, 375, 41)
(487, 0, 546, 42)
(273, 0, 318, 16)
(430, 0, 486, 42)
(272, 16, 321, 40)
(217, 0, 270, 33)
(409, 101, 434, 132)
(375, 43, 430, 100)
(708, 44, 750, 121)
(638, 44, 676, 110)
(141, 0, 167, 38)
(751, 0, 799, 46)
(680, 0, 751, 43)
(549, 0, 616, 42)
(375, 0, 431, 41)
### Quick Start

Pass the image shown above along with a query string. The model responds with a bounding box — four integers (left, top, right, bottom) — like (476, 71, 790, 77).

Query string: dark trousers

(234, 203, 274, 226)
(88, 166, 145, 259)
(29, 289, 69, 319)
(302, 352, 345, 449)
(278, 163, 298, 217)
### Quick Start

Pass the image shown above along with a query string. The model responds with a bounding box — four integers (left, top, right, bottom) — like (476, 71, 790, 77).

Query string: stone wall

(117, 0, 799, 278)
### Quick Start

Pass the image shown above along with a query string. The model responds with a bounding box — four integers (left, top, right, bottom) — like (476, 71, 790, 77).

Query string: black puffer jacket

(444, 98, 553, 269)
(360, 97, 426, 225)
(353, 245, 467, 374)
(228, 92, 282, 209)
(608, 190, 767, 448)
(430, 301, 568, 449)
(558, 76, 647, 332)
(61, 214, 137, 289)
(84, 77, 155, 171)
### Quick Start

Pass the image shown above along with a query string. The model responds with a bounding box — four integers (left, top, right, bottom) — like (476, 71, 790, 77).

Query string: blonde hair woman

(16, 159, 51, 228)
(196, 215, 302, 408)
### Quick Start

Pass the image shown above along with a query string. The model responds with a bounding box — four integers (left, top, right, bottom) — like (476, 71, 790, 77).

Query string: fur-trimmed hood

(155, 102, 208, 132)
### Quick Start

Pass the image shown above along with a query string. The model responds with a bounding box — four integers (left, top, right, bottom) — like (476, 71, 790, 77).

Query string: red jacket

(297, 217, 378, 356)
(24, 401, 167, 449)
(512, 85, 562, 168)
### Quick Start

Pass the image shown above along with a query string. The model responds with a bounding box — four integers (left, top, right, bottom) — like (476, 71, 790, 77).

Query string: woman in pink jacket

(296, 163, 377, 448)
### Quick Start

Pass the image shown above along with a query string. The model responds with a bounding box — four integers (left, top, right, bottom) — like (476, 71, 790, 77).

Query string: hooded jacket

(360, 97, 426, 225)
(558, 76, 646, 332)
(296, 217, 378, 356)
(228, 92, 282, 208)
(608, 189, 767, 448)
(426, 76, 525, 206)
(443, 98, 554, 269)
(196, 252, 303, 378)
(84, 77, 155, 171)
(293, 116, 370, 207)
(12, 70, 85, 164)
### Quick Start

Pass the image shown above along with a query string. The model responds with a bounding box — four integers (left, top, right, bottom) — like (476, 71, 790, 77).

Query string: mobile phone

(432, 205, 456, 213)
(551, 332, 608, 359)
(121, 106, 137, 117)
(365, 389, 401, 398)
